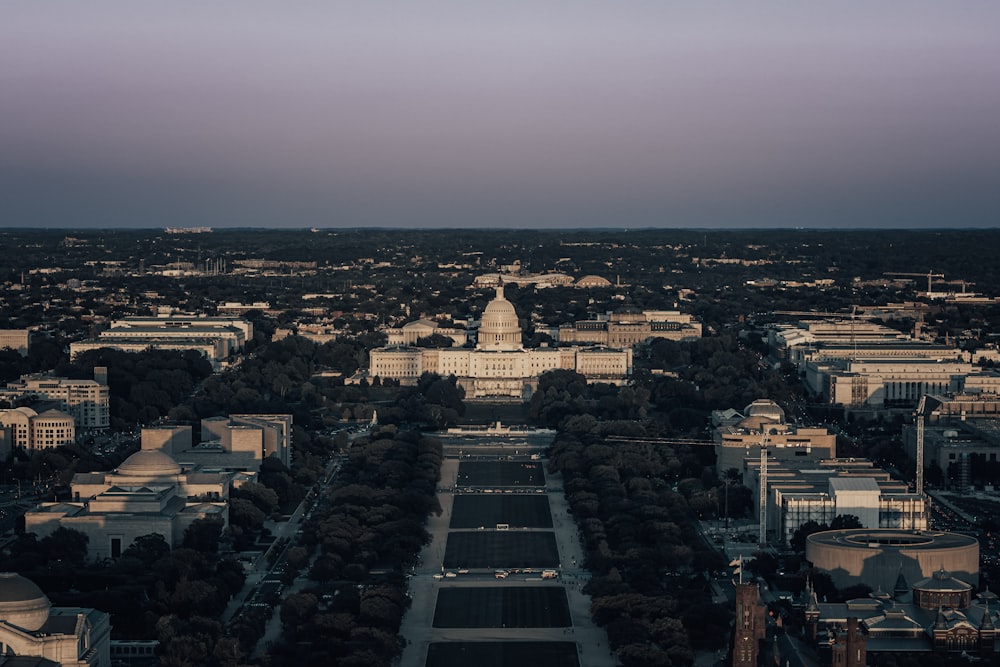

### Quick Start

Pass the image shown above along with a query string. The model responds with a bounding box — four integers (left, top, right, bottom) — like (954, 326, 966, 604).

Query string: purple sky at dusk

(2, 2, 998, 229)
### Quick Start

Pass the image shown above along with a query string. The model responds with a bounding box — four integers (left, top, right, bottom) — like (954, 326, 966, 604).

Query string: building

(902, 393, 1000, 490)
(69, 315, 252, 369)
(107, 315, 253, 340)
(769, 320, 925, 361)
(805, 529, 978, 592)
(804, 358, 998, 410)
(2, 371, 110, 430)
(0, 329, 30, 356)
(557, 309, 702, 346)
(30, 409, 77, 450)
(0, 572, 111, 666)
(217, 301, 271, 314)
(713, 399, 837, 475)
(575, 275, 612, 288)
(369, 284, 632, 399)
(23, 440, 241, 561)
(741, 457, 928, 546)
(0, 407, 76, 451)
(731, 581, 767, 667)
(0, 407, 35, 450)
(199, 414, 293, 468)
(123, 421, 289, 473)
(384, 319, 468, 347)
(767, 318, 1000, 412)
(471, 272, 575, 289)
(804, 560, 999, 657)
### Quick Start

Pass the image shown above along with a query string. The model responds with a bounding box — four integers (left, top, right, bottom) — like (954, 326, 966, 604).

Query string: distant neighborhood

(2, 228, 1000, 666)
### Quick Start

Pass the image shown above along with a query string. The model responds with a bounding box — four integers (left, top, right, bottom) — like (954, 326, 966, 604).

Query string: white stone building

(0, 407, 76, 451)
(24, 444, 236, 561)
(0, 329, 30, 356)
(384, 319, 468, 347)
(713, 399, 837, 475)
(369, 284, 632, 399)
(558, 309, 702, 345)
(69, 315, 252, 369)
(805, 358, 1000, 409)
(0, 572, 111, 667)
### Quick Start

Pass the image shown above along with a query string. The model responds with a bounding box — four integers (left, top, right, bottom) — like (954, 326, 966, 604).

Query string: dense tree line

(56, 348, 214, 430)
(548, 430, 730, 667)
(530, 333, 799, 438)
(0, 522, 248, 665)
(264, 427, 442, 666)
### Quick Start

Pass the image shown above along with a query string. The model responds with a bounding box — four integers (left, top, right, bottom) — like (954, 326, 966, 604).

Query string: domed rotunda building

(0, 572, 110, 666)
(24, 443, 239, 562)
(369, 283, 633, 398)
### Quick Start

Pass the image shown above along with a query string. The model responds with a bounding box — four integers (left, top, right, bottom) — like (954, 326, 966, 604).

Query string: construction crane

(772, 310, 878, 319)
(945, 279, 976, 294)
(914, 396, 927, 497)
(911, 396, 937, 530)
(884, 272, 945, 295)
(758, 430, 769, 548)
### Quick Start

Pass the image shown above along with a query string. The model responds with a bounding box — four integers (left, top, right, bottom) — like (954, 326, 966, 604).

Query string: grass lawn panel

(426, 642, 579, 667)
(443, 532, 560, 569)
(450, 494, 553, 529)
(457, 461, 546, 486)
(433, 587, 571, 628)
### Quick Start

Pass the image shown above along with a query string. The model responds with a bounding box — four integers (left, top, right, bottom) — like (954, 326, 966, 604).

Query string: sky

(2, 2, 998, 230)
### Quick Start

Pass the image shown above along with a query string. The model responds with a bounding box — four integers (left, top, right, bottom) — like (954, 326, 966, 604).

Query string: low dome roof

(0, 572, 51, 631)
(118, 449, 182, 477)
(914, 567, 973, 593)
(577, 275, 612, 287)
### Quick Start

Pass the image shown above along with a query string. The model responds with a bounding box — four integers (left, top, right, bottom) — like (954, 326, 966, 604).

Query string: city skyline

(2, 1, 998, 230)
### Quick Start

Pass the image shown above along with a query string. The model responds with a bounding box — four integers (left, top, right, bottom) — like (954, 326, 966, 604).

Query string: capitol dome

(478, 284, 522, 349)
(117, 448, 182, 477)
(0, 572, 52, 631)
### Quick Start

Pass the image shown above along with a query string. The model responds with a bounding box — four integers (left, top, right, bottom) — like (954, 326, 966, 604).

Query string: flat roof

(807, 529, 979, 551)
(829, 477, 881, 492)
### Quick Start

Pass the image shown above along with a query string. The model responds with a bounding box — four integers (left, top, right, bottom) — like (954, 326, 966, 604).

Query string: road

(222, 454, 344, 631)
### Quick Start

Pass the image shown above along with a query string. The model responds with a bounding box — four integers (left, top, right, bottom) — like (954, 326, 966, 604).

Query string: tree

(229, 498, 266, 533)
(40, 527, 89, 565)
(790, 520, 828, 552)
(182, 517, 224, 553)
(232, 482, 280, 515)
(414, 333, 455, 348)
(830, 514, 863, 530)
(122, 533, 170, 567)
(280, 592, 318, 630)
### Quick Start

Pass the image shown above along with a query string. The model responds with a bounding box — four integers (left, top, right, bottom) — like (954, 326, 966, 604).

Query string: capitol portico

(370, 284, 632, 399)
